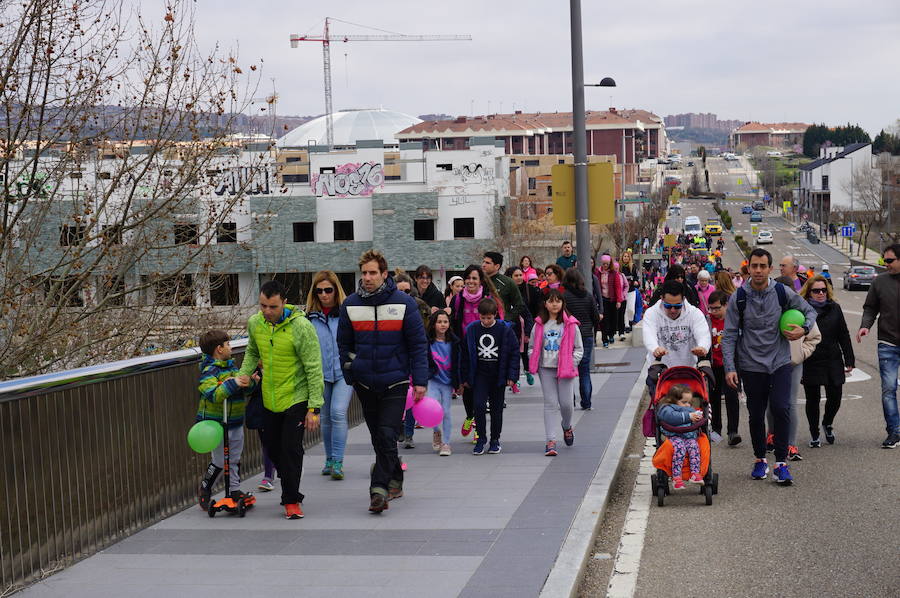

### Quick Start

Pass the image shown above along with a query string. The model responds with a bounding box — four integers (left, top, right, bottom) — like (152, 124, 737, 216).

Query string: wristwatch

(308, 408, 321, 415)
(801, 325, 810, 335)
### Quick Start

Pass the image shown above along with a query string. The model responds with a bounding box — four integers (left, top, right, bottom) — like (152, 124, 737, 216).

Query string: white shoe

(439, 443, 452, 456)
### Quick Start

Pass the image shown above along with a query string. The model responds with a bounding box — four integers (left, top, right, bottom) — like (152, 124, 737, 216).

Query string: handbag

(642, 408, 656, 437)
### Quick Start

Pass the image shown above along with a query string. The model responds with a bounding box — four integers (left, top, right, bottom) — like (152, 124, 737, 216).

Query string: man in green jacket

(482, 252, 533, 340)
(238, 280, 324, 520)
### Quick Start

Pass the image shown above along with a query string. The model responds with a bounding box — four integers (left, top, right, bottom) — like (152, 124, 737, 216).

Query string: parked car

(756, 230, 774, 244)
(843, 266, 877, 290)
(750, 211, 763, 222)
(741, 205, 753, 214)
(687, 161, 695, 167)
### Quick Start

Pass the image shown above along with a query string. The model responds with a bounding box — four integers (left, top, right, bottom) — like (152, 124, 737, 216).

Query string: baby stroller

(647, 363, 719, 506)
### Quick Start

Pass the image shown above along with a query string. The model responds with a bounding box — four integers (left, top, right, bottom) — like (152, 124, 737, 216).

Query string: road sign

(664, 234, 677, 248)
(848, 221, 856, 232)
(782, 201, 791, 214)
(841, 226, 853, 238)
(551, 162, 615, 225)
(751, 224, 759, 236)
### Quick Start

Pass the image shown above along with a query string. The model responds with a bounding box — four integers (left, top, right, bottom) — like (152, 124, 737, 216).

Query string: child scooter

(208, 397, 256, 518)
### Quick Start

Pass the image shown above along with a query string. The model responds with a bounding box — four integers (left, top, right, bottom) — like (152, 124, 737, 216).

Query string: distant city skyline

(180, 1, 899, 136)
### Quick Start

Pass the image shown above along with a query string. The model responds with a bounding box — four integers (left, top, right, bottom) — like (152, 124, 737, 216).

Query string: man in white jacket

(644, 280, 711, 373)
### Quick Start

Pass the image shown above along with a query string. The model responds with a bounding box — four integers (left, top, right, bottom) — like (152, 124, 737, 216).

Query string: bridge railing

(0, 340, 363, 595)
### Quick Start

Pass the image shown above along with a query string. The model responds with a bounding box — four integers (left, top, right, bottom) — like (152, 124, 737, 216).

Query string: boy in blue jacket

(460, 298, 520, 455)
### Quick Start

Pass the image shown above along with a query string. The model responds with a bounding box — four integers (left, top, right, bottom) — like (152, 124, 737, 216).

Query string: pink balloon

(412, 397, 443, 428)
(405, 385, 415, 410)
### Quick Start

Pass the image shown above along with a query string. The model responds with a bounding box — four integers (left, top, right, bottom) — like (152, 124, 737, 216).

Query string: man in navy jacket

(338, 250, 429, 513)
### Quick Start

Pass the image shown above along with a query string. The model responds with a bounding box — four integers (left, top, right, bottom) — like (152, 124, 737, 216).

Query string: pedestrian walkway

(20, 348, 647, 598)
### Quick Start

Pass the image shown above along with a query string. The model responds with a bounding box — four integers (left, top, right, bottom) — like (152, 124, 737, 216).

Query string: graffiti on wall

(214, 166, 272, 196)
(453, 163, 495, 186)
(311, 162, 384, 197)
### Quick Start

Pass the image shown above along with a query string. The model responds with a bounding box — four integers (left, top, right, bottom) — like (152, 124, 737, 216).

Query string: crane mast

(290, 18, 471, 147)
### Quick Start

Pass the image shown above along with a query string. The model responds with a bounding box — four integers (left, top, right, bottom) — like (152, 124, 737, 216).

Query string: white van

(684, 216, 702, 235)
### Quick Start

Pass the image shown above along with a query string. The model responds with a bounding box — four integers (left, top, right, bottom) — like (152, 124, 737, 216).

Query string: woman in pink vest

(597, 255, 624, 348)
(528, 289, 584, 456)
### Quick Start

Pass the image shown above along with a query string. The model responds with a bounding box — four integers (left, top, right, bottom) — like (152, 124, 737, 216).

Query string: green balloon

(187, 420, 223, 453)
(779, 309, 805, 332)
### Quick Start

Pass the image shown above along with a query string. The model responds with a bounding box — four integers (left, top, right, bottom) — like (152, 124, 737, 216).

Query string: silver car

(843, 266, 876, 290)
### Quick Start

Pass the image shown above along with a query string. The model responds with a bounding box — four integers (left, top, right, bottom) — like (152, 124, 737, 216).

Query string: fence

(0, 339, 363, 595)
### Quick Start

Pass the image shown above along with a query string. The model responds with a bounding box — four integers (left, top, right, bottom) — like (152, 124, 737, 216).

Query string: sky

(181, 0, 900, 135)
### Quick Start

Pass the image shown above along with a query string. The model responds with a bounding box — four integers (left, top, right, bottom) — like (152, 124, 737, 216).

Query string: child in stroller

(657, 384, 704, 489)
(648, 364, 719, 506)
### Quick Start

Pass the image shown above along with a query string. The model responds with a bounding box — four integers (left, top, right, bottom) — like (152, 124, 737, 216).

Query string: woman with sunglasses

(800, 275, 855, 447)
(306, 271, 351, 480)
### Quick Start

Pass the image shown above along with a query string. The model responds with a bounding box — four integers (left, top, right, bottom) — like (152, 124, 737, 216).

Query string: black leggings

(803, 383, 843, 436)
(602, 298, 617, 342)
(463, 386, 474, 420)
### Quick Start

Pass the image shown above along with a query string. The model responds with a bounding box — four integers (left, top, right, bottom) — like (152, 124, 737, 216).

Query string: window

(384, 175, 401, 181)
(436, 163, 453, 171)
(333, 220, 354, 241)
(102, 224, 122, 245)
(547, 185, 553, 197)
(414, 219, 435, 241)
(99, 275, 125, 306)
(209, 273, 240, 306)
(174, 223, 199, 245)
(282, 174, 308, 183)
(528, 177, 536, 190)
(337, 273, 356, 296)
(216, 222, 237, 243)
(822, 175, 829, 191)
(293, 222, 315, 242)
(558, 159, 566, 164)
(69, 171, 83, 179)
(524, 159, 540, 166)
(154, 274, 194, 306)
(267, 273, 309, 304)
(59, 225, 86, 246)
(45, 277, 84, 307)
(319, 166, 335, 174)
(453, 217, 475, 239)
(285, 156, 303, 163)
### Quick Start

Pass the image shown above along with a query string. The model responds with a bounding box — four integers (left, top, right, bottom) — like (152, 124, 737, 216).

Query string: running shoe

(461, 417, 474, 437)
(563, 426, 574, 447)
(689, 473, 704, 485)
(765, 432, 774, 452)
(330, 461, 344, 480)
(439, 443, 452, 456)
(788, 445, 802, 461)
(526, 372, 535, 386)
(284, 503, 304, 519)
(258, 478, 274, 492)
(198, 483, 212, 510)
(773, 463, 793, 485)
(369, 494, 388, 514)
(472, 429, 479, 444)
(488, 441, 501, 454)
(321, 460, 333, 476)
(387, 486, 403, 501)
(808, 438, 821, 448)
(432, 430, 442, 452)
(473, 440, 486, 455)
(823, 425, 835, 445)
(544, 441, 558, 456)
(673, 478, 685, 489)
(751, 459, 769, 480)
(709, 431, 723, 443)
(882, 432, 900, 449)
(602, 342, 609, 348)
(728, 433, 742, 447)
(403, 435, 415, 449)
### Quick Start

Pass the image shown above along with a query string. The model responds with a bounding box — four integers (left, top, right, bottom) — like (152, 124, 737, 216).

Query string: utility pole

(569, 0, 592, 289)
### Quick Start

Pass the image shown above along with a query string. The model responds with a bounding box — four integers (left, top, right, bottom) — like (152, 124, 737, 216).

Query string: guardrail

(0, 340, 363, 595)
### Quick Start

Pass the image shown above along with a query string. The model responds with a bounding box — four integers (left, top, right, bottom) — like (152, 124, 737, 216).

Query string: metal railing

(0, 340, 363, 595)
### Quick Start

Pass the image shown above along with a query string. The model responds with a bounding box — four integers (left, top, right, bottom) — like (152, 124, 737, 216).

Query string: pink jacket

(600, 269, 624, 302)
(528, 312, 581, 379)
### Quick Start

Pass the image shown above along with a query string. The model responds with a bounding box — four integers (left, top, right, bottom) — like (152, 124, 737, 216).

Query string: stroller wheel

(712, 473, 719, 495)
(650, 474, 658, 495)
(657, 485, 666, 507)
(704, 484, 713, 506)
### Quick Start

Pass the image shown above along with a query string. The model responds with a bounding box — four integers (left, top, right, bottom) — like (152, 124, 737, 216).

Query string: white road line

(606, 438, 654, 598)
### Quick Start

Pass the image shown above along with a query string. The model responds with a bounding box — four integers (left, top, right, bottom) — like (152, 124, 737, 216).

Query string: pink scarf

(460, 287, 483, 330)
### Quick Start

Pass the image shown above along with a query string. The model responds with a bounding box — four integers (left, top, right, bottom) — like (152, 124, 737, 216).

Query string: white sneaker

(439, 443, 452, 456)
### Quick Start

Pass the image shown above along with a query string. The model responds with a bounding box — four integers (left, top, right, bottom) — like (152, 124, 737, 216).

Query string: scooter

(208, 397, 256, 517)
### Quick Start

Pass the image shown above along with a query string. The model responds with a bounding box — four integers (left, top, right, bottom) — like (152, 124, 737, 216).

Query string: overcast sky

(186, 0, 900, 135)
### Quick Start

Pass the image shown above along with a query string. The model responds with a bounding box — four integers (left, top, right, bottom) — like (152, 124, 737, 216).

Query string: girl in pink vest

(528, 289, 584, 456)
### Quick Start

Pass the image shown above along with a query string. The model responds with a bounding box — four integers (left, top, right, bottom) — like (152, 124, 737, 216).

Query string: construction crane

(290, 18, 471, 146)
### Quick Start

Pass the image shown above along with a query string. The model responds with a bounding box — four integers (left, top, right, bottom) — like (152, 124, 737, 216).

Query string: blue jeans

(877, 343, 900, 434)
(578, 334, 594, 408)
(322, 378, 353, 462)
(403, 407, 416, 438)
(427, 380, 453, 442)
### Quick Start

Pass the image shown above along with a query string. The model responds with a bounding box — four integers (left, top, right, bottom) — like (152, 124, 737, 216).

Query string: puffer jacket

(337, 277, 430, 390)
(563, 287, 601, 338)
(238, 305, 324, 412)
(308, 310, 343, 383)
(197, 355, 250, 426)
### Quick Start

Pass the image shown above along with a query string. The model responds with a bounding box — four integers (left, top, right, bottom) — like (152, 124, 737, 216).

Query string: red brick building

(395, 108, 667, 185)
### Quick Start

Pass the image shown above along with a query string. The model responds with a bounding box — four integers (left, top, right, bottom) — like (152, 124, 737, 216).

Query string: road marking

(606, 438, 654, 598)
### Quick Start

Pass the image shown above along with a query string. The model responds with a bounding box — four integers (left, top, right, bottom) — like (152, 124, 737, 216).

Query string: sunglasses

(315, 287, 335, 295)
(810, 288, 827, 294)
(401, 288, 411, 294)
(662, 302, 683, 310)
(884, 257, 896, 264)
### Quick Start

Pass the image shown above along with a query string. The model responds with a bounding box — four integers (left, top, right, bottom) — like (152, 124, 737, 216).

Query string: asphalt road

(628, 188, 900, 596)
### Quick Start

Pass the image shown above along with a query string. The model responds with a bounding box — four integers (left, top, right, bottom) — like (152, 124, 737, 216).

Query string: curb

(540, 356, 651, 598)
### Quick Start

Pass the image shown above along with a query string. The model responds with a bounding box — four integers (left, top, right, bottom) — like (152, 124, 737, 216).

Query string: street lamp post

(569, 0, 614, 290)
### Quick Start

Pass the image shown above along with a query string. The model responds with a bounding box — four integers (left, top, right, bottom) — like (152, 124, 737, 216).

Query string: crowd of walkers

(193, 236, 900, 517)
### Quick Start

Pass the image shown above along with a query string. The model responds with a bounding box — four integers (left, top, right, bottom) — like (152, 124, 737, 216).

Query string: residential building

(798, 143, 877, 222)
(664, 113, 743, 132)
(730, 122, 809, 150)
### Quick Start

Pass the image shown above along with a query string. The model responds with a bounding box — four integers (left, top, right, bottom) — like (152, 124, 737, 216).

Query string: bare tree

(0, 1, 267, 377)
(842, 162, 886, 259)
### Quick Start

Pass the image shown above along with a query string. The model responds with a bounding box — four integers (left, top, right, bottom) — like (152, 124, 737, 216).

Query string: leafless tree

(0, 0, 267, 377)
(841, 162, 887, 259)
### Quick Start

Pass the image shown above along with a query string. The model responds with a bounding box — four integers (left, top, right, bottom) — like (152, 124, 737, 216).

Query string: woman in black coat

(562, 269, 603, 410)
(799, 276, 855, 446)
(507, 266, 544, 384)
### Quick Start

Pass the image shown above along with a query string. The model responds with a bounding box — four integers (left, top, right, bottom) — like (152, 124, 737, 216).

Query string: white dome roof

(276, 108, 421, 148)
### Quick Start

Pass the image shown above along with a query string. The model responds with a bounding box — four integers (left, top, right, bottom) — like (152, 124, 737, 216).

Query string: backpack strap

(774, 281, 787, 310)
(736, 286, 747, 336)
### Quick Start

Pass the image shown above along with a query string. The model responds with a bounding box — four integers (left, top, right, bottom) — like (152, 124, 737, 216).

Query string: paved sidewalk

(21, 347, 646, 598)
